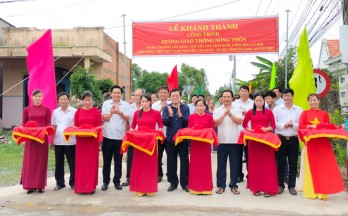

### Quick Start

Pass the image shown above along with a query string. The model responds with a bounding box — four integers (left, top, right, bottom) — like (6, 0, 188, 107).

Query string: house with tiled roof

(317, 39, 347, 74)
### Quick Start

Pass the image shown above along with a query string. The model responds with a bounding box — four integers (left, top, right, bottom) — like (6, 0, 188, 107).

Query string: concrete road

(1, 152, 347, 215)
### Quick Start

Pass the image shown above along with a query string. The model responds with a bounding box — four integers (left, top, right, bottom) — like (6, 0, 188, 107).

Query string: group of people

(212, 85, 344, 200)
(19, 84, 344, 200)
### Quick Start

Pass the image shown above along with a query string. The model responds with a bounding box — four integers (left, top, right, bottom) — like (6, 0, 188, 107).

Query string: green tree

(214, 84, 231, 100)
(180, 63, 210, 96)
(250, 56, 273, 92)
(250, 56, 273, 73)
(70, 66, 102, 105)
(275, 46, 296, 90)
(131, 63, 212, 100)
(247, 47, 296, 92)
(137, 71, 168, 94)
(131, 63, 144, 90)
(95, 78, 114, 94)
(319, 69, 340, 114)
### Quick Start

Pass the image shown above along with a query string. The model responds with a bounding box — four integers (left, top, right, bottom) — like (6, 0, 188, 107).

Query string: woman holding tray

(242, 92, 277, 198)
(129, 93, 163, 197)
(21, 89, 51, 194)
(299, 93, 344, 200)
(73, 91, 102, 194)
(187, 99, 216, 195)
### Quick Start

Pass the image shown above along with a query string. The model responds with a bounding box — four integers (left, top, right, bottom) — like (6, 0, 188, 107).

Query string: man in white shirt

(122, 88, 143, 187)
(51, 92, 77, 191)
(213, 90, 243, 195)
(101, 85, 130, 191)
(273, 88, 303, 196)
(273, 86, 284, 106)
(232, 85, 254, 183)
(152, 86, 170, 182)
(264, 90, 277, 110)
(187, 94, 198, 114)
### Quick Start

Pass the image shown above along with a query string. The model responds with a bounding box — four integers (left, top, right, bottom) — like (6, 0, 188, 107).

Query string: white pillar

(84, 57, 90, 69)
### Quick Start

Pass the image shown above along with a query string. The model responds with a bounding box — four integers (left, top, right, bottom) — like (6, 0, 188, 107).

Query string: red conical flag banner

(167, 65, 178, 91)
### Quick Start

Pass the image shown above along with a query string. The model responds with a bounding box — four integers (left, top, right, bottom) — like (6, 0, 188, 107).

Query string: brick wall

(102, 33, 132, 100)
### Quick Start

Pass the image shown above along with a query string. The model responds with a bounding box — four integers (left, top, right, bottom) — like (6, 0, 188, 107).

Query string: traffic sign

(313, 69, 330, 98)
(183, 85, 195, 96)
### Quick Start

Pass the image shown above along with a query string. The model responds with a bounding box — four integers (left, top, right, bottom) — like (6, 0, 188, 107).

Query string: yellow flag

(269, 62, 276, 90)
(249, 82, 252, 93)
(289, 26, 316, 110)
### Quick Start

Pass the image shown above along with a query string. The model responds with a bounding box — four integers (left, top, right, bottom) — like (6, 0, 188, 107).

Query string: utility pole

(121, 14, 127, 99)
(339, 0, 348, 168)
(229, 55, 237, 93)
(285, 9, 289, 88)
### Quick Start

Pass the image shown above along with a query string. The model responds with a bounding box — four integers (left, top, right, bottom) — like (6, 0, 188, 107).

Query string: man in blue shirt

(162, 88, 190, 192)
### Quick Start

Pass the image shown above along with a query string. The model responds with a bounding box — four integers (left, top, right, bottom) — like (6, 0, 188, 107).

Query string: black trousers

(166, 140, 189, 188)
(238, 144, 248, 179)
(102, 137, 123, 185)
(276, 136, 299, 189)
(158, 139, 167, 178)
(125, 146, 134, 180)
(54, 145, 75, 187)
(217, 144, 240, 189)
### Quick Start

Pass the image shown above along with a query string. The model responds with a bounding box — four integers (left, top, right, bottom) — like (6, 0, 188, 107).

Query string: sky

(0, 0, 343, 94)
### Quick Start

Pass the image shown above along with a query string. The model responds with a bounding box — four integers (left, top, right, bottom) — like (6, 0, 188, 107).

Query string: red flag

(167, 65, 178, 91)
(27, 29, 57, 113)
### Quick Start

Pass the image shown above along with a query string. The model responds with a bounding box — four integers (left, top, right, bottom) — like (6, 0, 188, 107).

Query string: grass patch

(0, 131, 55, 187)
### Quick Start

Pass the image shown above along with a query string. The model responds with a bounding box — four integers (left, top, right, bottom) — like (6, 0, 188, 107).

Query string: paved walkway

(0, 152, 347, 215)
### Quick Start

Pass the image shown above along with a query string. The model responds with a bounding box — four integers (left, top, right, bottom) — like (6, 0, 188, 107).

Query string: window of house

(341, 91, 346, 98)
(340, 76, 345, 84)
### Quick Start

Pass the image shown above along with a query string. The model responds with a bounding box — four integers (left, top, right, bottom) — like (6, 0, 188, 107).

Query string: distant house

(317, 39, 347, 75)
(0, 19, 131, 129)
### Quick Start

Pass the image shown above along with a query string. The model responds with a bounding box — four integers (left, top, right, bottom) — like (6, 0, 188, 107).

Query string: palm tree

(250, 56, 273, 92)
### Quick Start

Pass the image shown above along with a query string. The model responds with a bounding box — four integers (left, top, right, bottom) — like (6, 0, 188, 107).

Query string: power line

(263, 0, 273, 15)
(105, 0, 244, 30)
(106, 0, 244, 30)
(0, 0, 37, 3)
(270, 0, 280, 14)
(0, 0, 97, 18)
(160, 0, 242, 20)
(255, 0, 263, 16)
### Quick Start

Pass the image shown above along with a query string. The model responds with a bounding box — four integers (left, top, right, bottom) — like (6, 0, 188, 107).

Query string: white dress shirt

(102, 99, 130, 140)
(273, 103, 303, 136)
(275, 97, 284, 106)
(152, 100, 171, 136)
(129, 102, 140, 127)
(187, 103, 195, 114)
(213, 105, 242, 144)
(51, 106, 77, 145)
(233, 98, 254, 132)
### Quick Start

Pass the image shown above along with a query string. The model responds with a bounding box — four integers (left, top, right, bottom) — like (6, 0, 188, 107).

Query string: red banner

(133, 17, 278, 56)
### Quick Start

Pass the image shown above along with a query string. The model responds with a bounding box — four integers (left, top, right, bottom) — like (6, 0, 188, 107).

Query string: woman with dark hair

(130, 93, 163, 196)
(242, 92, 278, 197)
(21, 89, 51, 194)
(187, 99, 216, 195)
(299, 93, 344, 200)
(73, 91, 102, 194)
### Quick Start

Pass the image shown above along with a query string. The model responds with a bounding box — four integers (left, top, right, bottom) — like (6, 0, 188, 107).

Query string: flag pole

(121, 14, 127, 99)
(285, 9, 290, 88)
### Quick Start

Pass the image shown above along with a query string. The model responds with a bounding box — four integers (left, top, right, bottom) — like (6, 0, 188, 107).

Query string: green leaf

(250, 62, 270, 71)
(256, 56, 273, 66)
